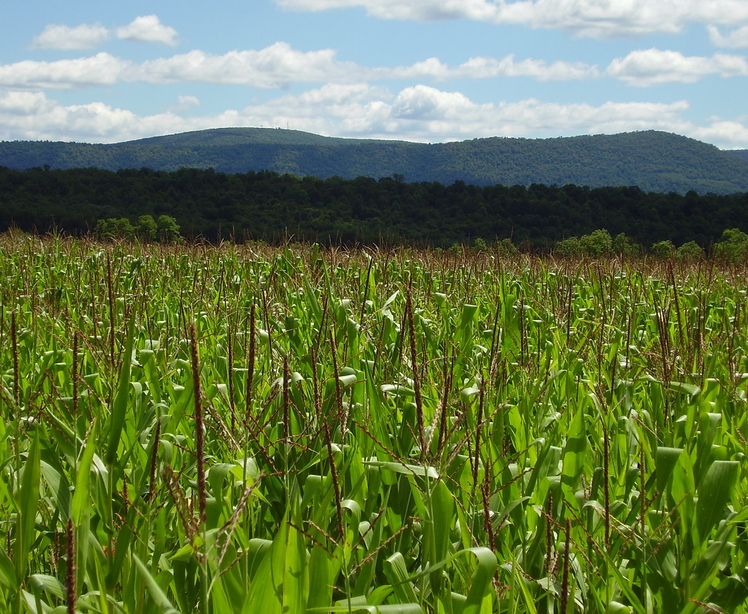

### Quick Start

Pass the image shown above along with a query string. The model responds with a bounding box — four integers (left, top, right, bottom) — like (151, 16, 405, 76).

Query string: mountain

(1, 128, 748, 194)
(726, 150, 748, 164)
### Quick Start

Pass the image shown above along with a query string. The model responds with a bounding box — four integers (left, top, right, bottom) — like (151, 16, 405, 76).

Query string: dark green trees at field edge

(94, 214, 181, 243)
(553, 227, 747, 260)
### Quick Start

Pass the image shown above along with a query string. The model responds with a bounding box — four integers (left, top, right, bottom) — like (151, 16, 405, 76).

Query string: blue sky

(2, 0, 748, 148)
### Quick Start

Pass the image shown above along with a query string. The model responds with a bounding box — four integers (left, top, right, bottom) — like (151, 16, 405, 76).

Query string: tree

(713, 228, 748, 261)
(579, 229, 612, 257)
(613, 233, 641, 256)
(156, 215, 181, 243)
(136, 215, 158, 242)
(555, 237, 581, 257)
(650, 240, 675, 258)
(494, 238, 518, 256)
(676, 240, 704, 261)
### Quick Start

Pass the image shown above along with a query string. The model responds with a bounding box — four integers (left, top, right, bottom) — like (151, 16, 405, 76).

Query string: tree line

(1, 165, 748, 249)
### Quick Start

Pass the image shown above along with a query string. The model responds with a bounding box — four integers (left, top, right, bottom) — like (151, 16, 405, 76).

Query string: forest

(1, 165, 748, 249)
(2, 128, 748, 195)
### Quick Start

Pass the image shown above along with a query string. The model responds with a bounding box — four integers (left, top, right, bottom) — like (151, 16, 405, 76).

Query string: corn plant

(0, 235, 745, 613)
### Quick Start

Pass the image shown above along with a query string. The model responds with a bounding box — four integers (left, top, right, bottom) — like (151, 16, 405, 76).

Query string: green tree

(713, 228, 748, 261)
(473, 237, 488, 252)
(613, 233, 641, 256)
(494, 237, 518, 256)
(94, 217, 135, 241)
(676, 240, 704, 261)
(650, 240, 675, 258)
(156, 215, 181, 243)
(136, 215, 158, 242)
(579, 229, 612, 257)
(555, 237, 581, 257)
(93, 218, 116, 241)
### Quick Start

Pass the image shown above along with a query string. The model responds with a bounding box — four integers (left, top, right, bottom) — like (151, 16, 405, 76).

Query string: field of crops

(0, 234, 747, 614)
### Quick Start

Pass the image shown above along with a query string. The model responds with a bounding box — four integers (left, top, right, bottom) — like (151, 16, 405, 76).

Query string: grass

(0, 233, 746, 613)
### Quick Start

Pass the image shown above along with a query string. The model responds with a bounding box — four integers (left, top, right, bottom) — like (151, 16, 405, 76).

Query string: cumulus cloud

(0, 43, 599, 90)
(30, 16, 177, 51)
(692, 120, 748, 147)
(0, 54, 130, 89)
(6, 83, 743, 148)
(708, 25, 748, 48)
(390, 55, 599, 81)
(115, 15, 178, 46)
(131, 43, 358, 87)
(32, 24, 110, 50)
(276, 0, 748, 38)
(606, 49, 748, 86)
(175, 95, 201, 109)
(374, 85, 694, 140)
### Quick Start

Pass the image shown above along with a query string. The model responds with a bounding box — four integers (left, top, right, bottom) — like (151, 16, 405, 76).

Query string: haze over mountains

(1, 128, 748, 195)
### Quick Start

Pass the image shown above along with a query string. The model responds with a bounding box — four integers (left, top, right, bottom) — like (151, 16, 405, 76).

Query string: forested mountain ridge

(1, 128, 748, 194)
(727, 149, 748, 163)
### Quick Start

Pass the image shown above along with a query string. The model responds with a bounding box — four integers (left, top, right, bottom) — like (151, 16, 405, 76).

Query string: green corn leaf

(133, 553, 180, 614)
(308, 606, 423, 613)
(364, 460, 439, 479)
(105, 314, 135, 467)
(655, 447, 682, 494)
(384, 552, 419, 605)
(307, 544, 332, 610)
(71, 419, 98, 526)
(695, 460, 738, 543)
(15, 432, 40, 581)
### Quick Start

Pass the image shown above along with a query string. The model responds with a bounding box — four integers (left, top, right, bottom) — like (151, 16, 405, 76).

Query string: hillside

(1, 128, 748, 194)
(727, 150, 748, 163)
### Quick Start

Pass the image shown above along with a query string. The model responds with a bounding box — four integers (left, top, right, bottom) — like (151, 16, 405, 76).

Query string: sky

(2, 0, 748, 148)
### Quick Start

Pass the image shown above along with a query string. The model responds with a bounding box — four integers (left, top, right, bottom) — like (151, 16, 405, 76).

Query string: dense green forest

(2, 128, 748, 194)
(729, 149, 748, 163)
(2, 165, 748, 248)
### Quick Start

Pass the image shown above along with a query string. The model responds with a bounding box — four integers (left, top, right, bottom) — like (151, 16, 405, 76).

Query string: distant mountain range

(728, 149, 748, 164)
(2, 128, 748, 194)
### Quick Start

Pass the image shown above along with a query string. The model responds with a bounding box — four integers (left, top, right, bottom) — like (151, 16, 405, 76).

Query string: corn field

(0, 234, 747, 614)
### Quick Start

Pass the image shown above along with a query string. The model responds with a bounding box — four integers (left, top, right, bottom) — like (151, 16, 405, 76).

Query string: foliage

(651, 239, 676, 258)
(579, 228, 613, 257)
(555, 236, 582, 257)
(555, 229, 613, 257)
(136, 214, 158, 241)
(2, 128, 748, 194)
(676, 240, 705, 260)
(94, 214, 180, 243)
(613, 232, 641, 256)
(713, 228, 748, 261)
(473, 237, 488, 252)
(493, 237, 518, 256)
(2, 165, 748, 248)
(0, 235, 747, 612)
(156, 214, 181, 243)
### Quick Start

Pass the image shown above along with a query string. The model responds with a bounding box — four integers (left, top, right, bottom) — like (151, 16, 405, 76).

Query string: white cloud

(6, 84, 741, 148)
(372, 85, 694, 140)
(389, 55, 599, 80)
(606, 49, 748, 86)
(177, 95, 201, 109)
(29, 16, 178, 51)
(31, 23, 110, 50)
(130, 43, 358, 87)
(0, 42, 598, 91)
(692, 120, 748, 147)
(709, 25, 748, 48)
(0, 54, 130, 89)
(115, 15, 178, 46)
(276, 0, 748, 38)
(455, 55, 598, 80)
(0, 91, 55, 115)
